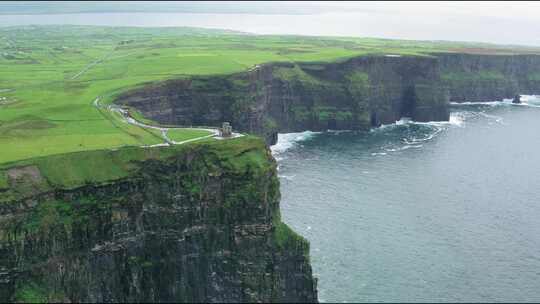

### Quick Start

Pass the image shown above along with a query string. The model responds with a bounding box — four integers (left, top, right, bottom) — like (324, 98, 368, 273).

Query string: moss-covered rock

(115, 53, 540, 144)
(0, 137, 317, 303)
(437, 53, 540, 102)
(115, 55, 451, 145)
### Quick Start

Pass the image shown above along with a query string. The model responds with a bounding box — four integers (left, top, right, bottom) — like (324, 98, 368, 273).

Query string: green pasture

(1, 25, 539, 164)
(167, 129, 213, 143)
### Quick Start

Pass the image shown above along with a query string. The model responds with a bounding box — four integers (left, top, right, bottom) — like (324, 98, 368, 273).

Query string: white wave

(450, 100, 510, 106)
(518, 95, 540, 103)
(371, 116, 450, 146)
(370, 114, 468, 154)
(271, 131, 321, 154)
(414, 128, 442, 142)
(327, 129, 352, 134)
(398, 116, 460, 132)
(370, 117, 411, 132)
(384, 144, 423, 152)
(448, 112, 466, 126)
(396, 117, 412, 125)
(374, 114, 465, 131)
(450, 95, 540, 109)
(517, 95, 540, 108)
(370, 122, 395, 132)
(403, 128, 443, 144)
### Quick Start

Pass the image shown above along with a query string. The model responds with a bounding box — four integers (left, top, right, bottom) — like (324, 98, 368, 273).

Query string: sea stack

(512, 94, 521, 104)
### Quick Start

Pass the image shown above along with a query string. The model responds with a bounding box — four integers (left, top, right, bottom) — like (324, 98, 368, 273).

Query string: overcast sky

(2, 1, 540, 46)
(292, 1, 540, 46)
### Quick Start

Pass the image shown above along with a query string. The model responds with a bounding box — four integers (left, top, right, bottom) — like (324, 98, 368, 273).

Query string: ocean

(273, 96, 540, 302)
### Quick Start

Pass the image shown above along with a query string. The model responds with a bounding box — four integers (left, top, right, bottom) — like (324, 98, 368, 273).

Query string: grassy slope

(1, 25, 539, 165)
(0, 135, 268, 201)
(167, 129, 213, 142)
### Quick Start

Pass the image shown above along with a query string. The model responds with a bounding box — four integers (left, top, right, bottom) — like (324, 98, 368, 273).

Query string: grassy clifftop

(0, 135, 269, 203)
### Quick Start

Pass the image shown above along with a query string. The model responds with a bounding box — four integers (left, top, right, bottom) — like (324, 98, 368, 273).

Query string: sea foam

(270, 99, 531, 158)
(450, 95, 540, 108)
(271, 131, 321, 155)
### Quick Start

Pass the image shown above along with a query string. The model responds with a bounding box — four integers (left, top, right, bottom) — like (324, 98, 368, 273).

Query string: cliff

(115, 53, 540, 144)
(116, 55, 450, 145)
(437, 53, 540, 102)
(0, 137, 317, 303)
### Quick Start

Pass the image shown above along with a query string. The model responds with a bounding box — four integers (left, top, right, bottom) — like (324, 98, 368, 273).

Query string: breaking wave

(368, 112, 474, 155)
(384, 144, 423, 152)
(450, 101, 509, 106)
(450, 95, 540, 108)
(271, 131, 321, 156)
(272, 96, 537, 159)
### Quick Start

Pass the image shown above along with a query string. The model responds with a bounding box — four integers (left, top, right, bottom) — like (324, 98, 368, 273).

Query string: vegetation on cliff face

(442, 70, 506, 81)
(0, 136, 317, 302)
(116, 55, 454, 144)
(117, 50, 540, 145)
(0, 136, 267, 192)
(13, 280, 50, 303)
(0, 171, 8, 189)
(436, 53, 540, 102)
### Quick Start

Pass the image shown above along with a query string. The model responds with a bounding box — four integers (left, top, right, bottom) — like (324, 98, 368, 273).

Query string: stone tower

(220, 122, 232, 137)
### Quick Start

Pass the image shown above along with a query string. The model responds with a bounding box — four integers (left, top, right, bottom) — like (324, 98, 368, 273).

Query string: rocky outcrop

(116, 55, 450, 145)
(437, 53, 540, 102)
(0, 137, 317, 303)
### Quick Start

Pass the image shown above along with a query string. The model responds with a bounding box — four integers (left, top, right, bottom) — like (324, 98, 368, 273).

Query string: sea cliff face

(438, 53, 540, 102)
(116, 53, 540, 144)
(0, 137, 317, 303)
(116, 55, 450, 145)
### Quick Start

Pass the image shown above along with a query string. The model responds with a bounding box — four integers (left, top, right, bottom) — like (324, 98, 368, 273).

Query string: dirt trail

(71, 50, 115, 80)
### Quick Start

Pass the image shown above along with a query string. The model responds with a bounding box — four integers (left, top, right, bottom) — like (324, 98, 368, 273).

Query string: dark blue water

(273, 97, 540, 302)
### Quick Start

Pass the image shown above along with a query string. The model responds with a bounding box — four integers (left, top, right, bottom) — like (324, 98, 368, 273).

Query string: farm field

(2, 25, 540, 165)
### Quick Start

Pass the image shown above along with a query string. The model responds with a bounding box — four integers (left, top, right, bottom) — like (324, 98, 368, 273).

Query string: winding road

(93, 97, 242, 147)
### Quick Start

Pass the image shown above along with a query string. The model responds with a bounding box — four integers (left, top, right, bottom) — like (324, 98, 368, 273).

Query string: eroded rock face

(116, 55, 450, 145)
(437, 53, 540, 102)
(115, 53, 540, 145)
(0, 140, 317, 303)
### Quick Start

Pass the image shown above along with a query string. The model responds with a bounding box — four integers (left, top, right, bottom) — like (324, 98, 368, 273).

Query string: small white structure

(219, 122, 233, 138)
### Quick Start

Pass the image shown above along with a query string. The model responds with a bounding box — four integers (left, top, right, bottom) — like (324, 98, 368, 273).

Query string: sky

(1, 1, 540, 46)
(301, 1, 540, 45)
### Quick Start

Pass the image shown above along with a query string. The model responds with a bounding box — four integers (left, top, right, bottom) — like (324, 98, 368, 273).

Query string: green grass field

(167, 129, 213, 143)
(1, 25, 540, 165)
(0, 135, 267, 201)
